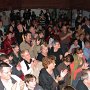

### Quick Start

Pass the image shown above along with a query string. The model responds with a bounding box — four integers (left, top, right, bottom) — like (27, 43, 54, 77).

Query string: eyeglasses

(2, 70, 12, 74)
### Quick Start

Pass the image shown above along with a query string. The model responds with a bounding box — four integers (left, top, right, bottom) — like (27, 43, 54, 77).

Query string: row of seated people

(0, 41, 90, 90)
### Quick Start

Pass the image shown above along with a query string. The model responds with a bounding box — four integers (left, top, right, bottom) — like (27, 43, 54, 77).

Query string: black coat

(39, 68, 60, 90)
(76, 80, 88, 90)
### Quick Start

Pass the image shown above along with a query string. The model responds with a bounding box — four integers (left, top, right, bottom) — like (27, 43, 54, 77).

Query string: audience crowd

(0, 9, 90, 90)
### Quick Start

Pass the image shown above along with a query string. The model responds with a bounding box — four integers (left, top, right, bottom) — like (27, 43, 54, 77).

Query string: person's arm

(39, 70, 58, 90)
(60, 33, 72, 41)
(83, 49, 90, 60)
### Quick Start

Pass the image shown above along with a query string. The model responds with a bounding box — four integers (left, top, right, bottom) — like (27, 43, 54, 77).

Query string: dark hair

(24, 74, 36, 83)
(0, 54, 8, 61)
(62, 85, 76, 90)
(53, 40, 60, 46)
(73, 47, 82, 54)
(6, 31, 12, 35)
(0, 62, 10, 71)
(72, 39, 78, 43)
(63, 54, 74, 63)
(11, 43, 19, 48)
(24, 31, 31, 37)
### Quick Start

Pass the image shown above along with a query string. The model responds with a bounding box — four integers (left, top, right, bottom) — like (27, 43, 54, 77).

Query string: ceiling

(0, 0, 90, 11)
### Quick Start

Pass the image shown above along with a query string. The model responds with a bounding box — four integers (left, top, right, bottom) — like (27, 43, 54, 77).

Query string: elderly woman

(39, 55, 67, 90)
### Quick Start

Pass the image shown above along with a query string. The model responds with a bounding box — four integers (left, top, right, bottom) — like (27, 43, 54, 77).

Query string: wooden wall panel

(0, 0, 90, 10)
(21, 0, 70, 9)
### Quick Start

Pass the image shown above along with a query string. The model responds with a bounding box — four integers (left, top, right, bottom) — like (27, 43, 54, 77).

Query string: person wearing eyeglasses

(0, 62, 23, 90)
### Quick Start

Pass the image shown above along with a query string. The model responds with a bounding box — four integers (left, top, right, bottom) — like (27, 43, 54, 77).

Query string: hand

(55, 75, 63, 83)
(11, 82, 17, 90)
(19, 81, 24, 90)
(60, 69, 68, 78)
(60, 55, 63, 60)
(16, 63, 21, 71)
(82, 63, 89, 70)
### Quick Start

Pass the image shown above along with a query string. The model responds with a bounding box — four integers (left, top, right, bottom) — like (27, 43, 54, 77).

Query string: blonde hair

(21, 49, 29, 57)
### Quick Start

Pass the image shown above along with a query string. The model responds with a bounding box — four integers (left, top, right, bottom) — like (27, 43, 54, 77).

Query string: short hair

(11, 43, 19, 48)
(40, 43, 48, 51)
(24, 74, 36, 83)
(53, 40, 60, 46)
(0, 54, 8, 61)
(21, 49, 29, 57)
(72, 39, 78, 43)
(0, 62, 10, 71)
(42, 55, 55, 69)
(81, 69, 90, 80)
(24, 31, 31, 37)
(62, 85, 76, 90)
(63, 54, 74, 63)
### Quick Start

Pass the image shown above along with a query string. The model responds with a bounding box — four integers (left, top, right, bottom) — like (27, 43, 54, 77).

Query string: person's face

(3, 59, 10, 64)
(86, 43, 90, 48)
(17, 24, 23, 31)
(36, 39, 41, 45)
(75, 33, 79, 40)
(9, 26, 13, 32)
(25, 33, 31, 42)
(23, 51, 31, 61)
(14, 45, 19, 52)
(48, 27, 52, 32)
(77, 50, 83, 58)
(80, 35, 84, 40)
(54, 42, 60, 49)
(66, 61, 71, 66)
(48, 61, 56, 70)
(27, 78, 36, 89)
(41, 46, 48, 54)
(0, 67, 12, 80)
(74, 40, 78, 46)
(30, 27, 36, 34)
(7, 33, 12, 39)
(39, 33, 44, 38)
(62, 26, 67, 33)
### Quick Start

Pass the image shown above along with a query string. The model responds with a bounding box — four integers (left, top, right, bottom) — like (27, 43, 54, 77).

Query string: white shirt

(20, 60, 33, 75)
(1, 75, 21, 90)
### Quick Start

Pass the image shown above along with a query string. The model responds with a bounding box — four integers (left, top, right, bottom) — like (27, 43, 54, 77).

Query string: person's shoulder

(40, 68, 46, 74)
(35, 84, 44, 90)
(11, 74, 21, 82)
(20, 41, 25, 45)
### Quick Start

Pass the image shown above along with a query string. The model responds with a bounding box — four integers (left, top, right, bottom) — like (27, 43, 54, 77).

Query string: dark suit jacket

(76, 80, 88, 90)
(0, 77, 16, 90)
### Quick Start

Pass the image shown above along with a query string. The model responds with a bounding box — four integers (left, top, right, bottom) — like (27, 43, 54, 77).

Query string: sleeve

(83, 49, 89, 60)
(39, 70, 58, 90)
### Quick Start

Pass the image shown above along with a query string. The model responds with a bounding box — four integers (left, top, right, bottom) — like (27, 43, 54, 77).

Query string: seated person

(62, 85, 76, 90)
(0, 62, 23, 90)
(76, 69, 90, 90)
(69, 39, 80, 54)
(24, 74, 43, 90)
(39, 55, 67, 90)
